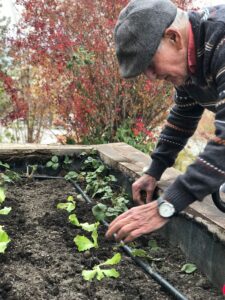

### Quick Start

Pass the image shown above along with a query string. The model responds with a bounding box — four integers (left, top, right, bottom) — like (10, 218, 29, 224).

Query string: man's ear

(164, 28, 183, 50)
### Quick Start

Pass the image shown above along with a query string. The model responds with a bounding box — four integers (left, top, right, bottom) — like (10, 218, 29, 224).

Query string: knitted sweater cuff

(164, 179, 197, 212)
(144, 159, 167, 181)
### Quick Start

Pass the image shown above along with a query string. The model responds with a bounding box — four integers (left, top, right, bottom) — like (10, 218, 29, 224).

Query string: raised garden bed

(0, 151, 224, 299)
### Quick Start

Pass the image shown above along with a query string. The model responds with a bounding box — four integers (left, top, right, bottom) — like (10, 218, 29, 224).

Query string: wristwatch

(157, 197, 175, 218)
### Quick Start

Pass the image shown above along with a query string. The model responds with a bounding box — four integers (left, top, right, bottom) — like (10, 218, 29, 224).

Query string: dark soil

(0, 179, 223, 300)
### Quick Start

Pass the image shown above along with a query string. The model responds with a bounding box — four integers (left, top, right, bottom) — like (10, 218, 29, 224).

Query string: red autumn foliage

(2, 0, 194, 143)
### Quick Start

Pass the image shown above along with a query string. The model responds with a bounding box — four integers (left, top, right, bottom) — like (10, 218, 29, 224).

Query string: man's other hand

(132, 174, 157, 205)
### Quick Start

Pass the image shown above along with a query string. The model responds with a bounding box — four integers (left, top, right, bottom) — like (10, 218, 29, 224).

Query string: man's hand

(132, 174, 157, 204)
(105, 201, 168, 243)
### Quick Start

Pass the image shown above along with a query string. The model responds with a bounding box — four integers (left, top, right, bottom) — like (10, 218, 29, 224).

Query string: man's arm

(164, 42, 225, 213)
(132, 88, 204, 207)
(145, 87, 204, 181)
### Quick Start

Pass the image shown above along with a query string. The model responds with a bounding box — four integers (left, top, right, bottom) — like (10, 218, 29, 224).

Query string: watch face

(159, 202, 175, 218)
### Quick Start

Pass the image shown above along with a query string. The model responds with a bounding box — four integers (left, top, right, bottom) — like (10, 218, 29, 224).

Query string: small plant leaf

(99, 253, 121, 266)
(82, 253, 121, 281)
(102, 269, 120, 278)
(82, 269, 97, 281)
(46, 161, 53, 168)
(96, 165, 105, 174)
(91, 229, 99, 248)
(69, 214, 80, 226)
(181, 263, 197, 274)
(74, 235, 95, 251)
(67, 195, 74, 202)
(148, 239, 160, 251)
(92, 203, 107, 221)
(80, 222, 99, 232)
(1, 174, 12, 183)
(52, 163, 59, 170)
(131, 249, 148, 258)
(96, 268, 104, 281)
(0, 207, 11, 215)
(0, 161, 10, 169)
(57, 202, 75, 213)
(0, 226, 10, 253)
(0, 188, 6, 203)
(51, 156, 59, 163)
(64, 171, 78, 180)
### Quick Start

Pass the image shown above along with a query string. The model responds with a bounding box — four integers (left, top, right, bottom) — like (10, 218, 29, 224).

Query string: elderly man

(106, 0, 225, 242)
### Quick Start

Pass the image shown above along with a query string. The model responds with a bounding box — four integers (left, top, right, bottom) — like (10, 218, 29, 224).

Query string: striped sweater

(146, 5, 225, 212)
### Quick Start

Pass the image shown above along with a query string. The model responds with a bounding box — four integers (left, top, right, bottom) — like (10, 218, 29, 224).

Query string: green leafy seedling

(46, 155, 59, 170)
(64, 171, 78, 181)
(131, 249, 148, 258)
(0, 207, 11, 215)
(92, 203, 107, 221)
(148, 239, 160, 252)
(181, 263, 197, 274)
(0, 161, 10, 169)
(0, 187, 6, 204)
(131, 247, 163, 262)
(57, 195, 76, 213)
(82, 253, 121, 281)
(63, 155, 73, 165)
(69, 214, 80, 226)
(0, 170, 21, 184)
(74, 234, 97, 251)
(74, 222, 99, 251)
(0, 226, 11, 253)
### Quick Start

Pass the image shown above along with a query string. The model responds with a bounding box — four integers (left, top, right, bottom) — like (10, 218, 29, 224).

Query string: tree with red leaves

(3, 0, 193, 143)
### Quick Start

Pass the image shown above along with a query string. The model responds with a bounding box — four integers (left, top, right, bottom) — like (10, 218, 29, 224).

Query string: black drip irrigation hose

(21, 174, 188, 299)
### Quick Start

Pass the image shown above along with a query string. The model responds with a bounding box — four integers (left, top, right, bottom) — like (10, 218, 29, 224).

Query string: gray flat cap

(115, 0, 177, 78)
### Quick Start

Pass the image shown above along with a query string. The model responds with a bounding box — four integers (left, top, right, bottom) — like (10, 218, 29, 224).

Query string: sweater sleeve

(145, 87, 204, 180)
(163, 42, 225, 212)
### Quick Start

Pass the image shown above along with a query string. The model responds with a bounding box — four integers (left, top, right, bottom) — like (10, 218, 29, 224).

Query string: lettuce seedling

(0, 207, 11, 215)
(92, 203, 107, 221)
(69, 214, 80, 226)
(74, 222, 99, 251)
(0, 187, 6, 204)
(46, 155, 59, 170)
(57, 195, 76, 213)
(82, 253, 121, 281)
(0, 226, 11, 253)
(64, 171, 78, 181)
(0, 161, 10, 169)
(63, 155, 73, 166)
(181, 263, 197, 274)
(0, 171, 21, 184)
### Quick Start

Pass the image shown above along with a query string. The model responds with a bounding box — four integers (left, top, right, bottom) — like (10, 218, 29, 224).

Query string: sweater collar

(188, 21, 196, 75)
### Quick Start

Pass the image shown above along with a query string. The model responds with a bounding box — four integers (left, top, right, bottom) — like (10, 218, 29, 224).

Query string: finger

(124, 228, 145, 243)
(114, 222, 139, 242)
(105, 216, 130, 239)
(107, 209, 131, 230)
(132, 187, 144, 205)
(146, 190, 153, 203)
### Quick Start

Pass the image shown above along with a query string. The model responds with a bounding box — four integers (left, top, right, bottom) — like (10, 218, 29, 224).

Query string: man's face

(144, 35, 189, 86)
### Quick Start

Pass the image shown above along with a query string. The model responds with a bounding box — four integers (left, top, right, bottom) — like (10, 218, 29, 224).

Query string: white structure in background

(0, 119, 67, 144)
(1, 0, 19, 25)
